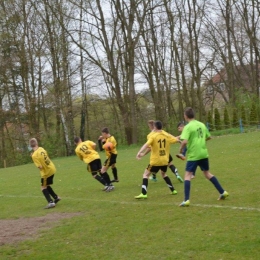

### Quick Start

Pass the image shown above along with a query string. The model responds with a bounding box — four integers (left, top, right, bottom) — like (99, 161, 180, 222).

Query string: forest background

(0, 0, 260, 168)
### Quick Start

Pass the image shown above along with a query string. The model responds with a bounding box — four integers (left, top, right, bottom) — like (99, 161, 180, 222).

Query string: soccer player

(29, 138, 61, 209)
(179, 107, 229, 207)
(74, 137, 114, 192)
(98, 127, 119, 183)
(176, 122, 196, 179)
(135, 121, 179, 199)
(145, 120, 183, 183)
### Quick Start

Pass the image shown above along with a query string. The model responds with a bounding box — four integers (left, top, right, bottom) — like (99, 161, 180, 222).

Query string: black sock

(102, 172, 111, 185)
(169, 165, 178, 176)
(141, 178, 148, 195)
(152, 173, 156, 179)
(163, 176, 174, 192)
(42, 189, 53, 203)
(112, 167, 118, 180)
(95, 175, 107, 185)
(47, 186, 58, 200)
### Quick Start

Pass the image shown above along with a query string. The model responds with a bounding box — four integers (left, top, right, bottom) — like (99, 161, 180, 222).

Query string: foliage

(249, 102, 258, 125)
(240, 104, 247, 125)
(0, 132, 260, 259)
(214, 108, 221, 130)
(223, 107, 230, 128)
(232, 108, 239, 127)
(206, 110, 213, 131)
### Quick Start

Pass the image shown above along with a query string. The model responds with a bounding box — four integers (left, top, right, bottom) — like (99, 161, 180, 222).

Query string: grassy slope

(0, 132, 259, 260)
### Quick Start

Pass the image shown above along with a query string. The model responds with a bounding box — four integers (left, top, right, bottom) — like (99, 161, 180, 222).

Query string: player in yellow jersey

(145, 120, 183, 183)
(135, 121, 179, 199)
(98, 127, 119, 183)
(29, 138, 60, 209)
(74, 137, 114, 192)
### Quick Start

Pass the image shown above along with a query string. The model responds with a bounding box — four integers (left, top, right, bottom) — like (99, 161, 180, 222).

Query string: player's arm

(98, 136, 105, 151)
(136, 143, 149, 160)
(33, 158, 43, 170)
(169, 134, 181, 144)
(179, 139, 187, 154)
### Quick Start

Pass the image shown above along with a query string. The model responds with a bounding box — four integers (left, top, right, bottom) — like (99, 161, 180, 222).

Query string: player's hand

(136, 152, 143, 160)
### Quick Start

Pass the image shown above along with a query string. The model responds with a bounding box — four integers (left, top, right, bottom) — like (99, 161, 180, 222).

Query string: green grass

(0, 132, 260, 259)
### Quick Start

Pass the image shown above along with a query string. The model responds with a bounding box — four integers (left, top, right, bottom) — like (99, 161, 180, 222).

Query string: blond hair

(29, 138, 38, 148)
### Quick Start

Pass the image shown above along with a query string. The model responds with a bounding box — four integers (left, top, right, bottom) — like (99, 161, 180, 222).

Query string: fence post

(239, 118, 244, 133)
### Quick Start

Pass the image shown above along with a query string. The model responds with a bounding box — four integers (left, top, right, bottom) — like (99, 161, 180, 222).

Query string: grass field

(0, 132, 259, 260)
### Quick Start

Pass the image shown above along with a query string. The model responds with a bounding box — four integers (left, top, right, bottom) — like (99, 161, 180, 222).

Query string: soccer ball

(103, 142, 114, 151)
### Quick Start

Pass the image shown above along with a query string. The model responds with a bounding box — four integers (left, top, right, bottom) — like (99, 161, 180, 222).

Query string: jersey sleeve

(168, 135, 179, 144)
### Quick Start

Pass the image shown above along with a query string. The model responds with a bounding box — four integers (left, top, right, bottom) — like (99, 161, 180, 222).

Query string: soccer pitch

(0, 132, 259, 259)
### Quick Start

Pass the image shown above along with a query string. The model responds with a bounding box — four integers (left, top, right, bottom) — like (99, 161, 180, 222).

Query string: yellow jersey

(75, 140, 100, 164)
(31, 147, 56, 178)
(146, 130, 178, 166)
(102, 135, 117, 157)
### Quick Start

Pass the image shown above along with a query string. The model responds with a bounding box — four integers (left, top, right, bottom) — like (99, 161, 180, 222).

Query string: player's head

(177, 122, 185, 131)
(74, 136, 82, 145)
(154, 120, 163, 130)
(29, 138, 38, 148)
(147, 120, 155, 131)
(101, 127, 110, 137)
(184, 107, 195, 120)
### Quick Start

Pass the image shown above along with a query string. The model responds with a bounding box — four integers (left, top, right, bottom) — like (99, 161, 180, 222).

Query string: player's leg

(160, 166, 177, 194)
(46, 174, 61, 204)
(90, 159, 108, 188)
(100, 158, 113, 187)
(41, 176, 55, 209)
(135, 166, 155, 199)
(149, 172, 157, 182)
(176, 147, 186, 160)
(200, 159, 229, 200)
(110, 154, 119, 182)
(179, 161, 197, 207)
(168, 155, 183, 182)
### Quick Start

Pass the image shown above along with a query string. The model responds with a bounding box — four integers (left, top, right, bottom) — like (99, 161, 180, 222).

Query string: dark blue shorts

(186, 158, 209, 172)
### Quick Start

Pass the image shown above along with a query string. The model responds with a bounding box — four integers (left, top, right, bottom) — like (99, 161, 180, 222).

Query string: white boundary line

(1, 194, 259, 212)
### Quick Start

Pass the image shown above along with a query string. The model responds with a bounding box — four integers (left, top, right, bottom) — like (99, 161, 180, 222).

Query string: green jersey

(180, 120, 211, 161)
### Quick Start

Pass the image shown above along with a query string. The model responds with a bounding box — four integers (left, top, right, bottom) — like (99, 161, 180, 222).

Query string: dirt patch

(0, 212, 81, 246)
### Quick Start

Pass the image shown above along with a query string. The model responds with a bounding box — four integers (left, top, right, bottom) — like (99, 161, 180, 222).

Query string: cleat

(105, 185, 115, 192)
(149, 175, 157, 182)
(191, 175, 195, 179)
(177, 175, 184, 183)
(54, 197, 61, 204)
(176, 154, 186, 160)
(171, 190, 177, 195)
(102, 186, 110, 191)
(111, 179, 119, 183)
(44, 202, 55, 209)
(135, 193, 147, 199)
(218, 191, 229, 200)
(179, 200, 190, 207)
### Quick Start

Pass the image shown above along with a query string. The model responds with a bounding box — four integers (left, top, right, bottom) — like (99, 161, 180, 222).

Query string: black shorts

(88, 159, 102, 174)
(104, 153, 117, 167)
(168, 154, 173, 164)
(147, 165, 168, 173)
(41, 174, 54, 186)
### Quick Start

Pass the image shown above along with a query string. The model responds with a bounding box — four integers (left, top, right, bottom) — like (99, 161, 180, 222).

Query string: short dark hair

(154, 120, 163, 130)
(74, 136, 81, 144)
(177, 122, 185, 128)
(184, 107, 195, 119)
(101, 127, 109, 134)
